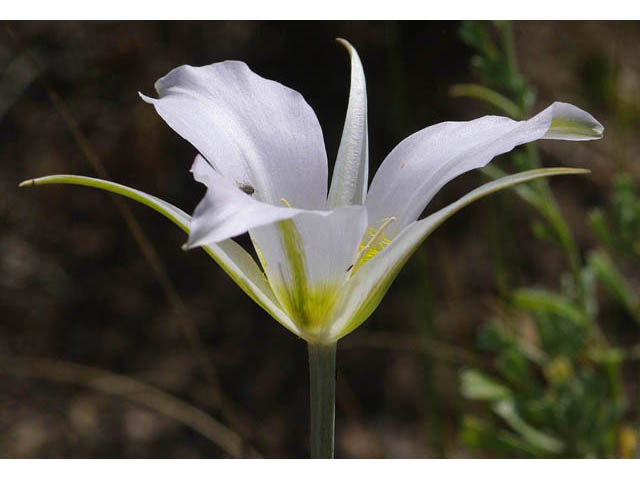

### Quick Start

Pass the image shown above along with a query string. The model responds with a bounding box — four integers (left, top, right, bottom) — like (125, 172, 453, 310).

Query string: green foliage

(457, 21, 536, 115)
(589, 175, 640, 259)
(588, 250, 640, 324)
(586, 175, 640, 324)
(453, 21, 639, 459)
(462, 316, 626, 457)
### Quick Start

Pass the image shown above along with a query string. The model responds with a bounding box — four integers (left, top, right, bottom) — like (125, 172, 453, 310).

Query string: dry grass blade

(7, 356, 261, 458)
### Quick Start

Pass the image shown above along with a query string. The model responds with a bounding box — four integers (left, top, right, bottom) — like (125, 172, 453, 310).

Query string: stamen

(251, 238, 268, 277)
(280, 198, 292, 208)
(351, 217, 395, 275)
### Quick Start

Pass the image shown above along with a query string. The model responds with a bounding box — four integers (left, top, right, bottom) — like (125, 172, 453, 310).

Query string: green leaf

(20, 175, 190, 230)
(493, 399, 564, 454)
(482, 164, 581, 269)
(460, 415, 546, 457)
(461, 369, 512, 401)
(531, 220, 557, 245)
(587, 208, 616, 251)
(458, 21, 500, 60)
(481, 164, 542, 209)
(450, 83, 522, 119)
(588, 250, 640, 324)
(512, 288, 589, 327)
(19, 175, 297, 335)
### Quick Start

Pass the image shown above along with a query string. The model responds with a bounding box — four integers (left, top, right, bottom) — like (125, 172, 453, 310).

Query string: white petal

(329, 168, 589, 339)
(328, 39, 369, 208)
(141, 61, 328, 210)
(249, 205, 368, 339)
(365, 102, 603, 237)
(187, 155, 311, 246)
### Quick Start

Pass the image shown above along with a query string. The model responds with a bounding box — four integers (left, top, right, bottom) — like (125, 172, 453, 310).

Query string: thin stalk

(308, 342, 337, 458)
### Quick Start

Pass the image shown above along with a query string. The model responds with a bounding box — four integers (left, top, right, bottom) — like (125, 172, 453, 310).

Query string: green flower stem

(308, 341, 337, 458)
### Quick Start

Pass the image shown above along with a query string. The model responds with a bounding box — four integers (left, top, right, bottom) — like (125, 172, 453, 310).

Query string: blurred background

(1, 21, 639, 458)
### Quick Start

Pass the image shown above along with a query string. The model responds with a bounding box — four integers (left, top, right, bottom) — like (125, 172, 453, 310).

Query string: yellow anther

(351, 217, 395, 275)
(280, 198, 292, 208)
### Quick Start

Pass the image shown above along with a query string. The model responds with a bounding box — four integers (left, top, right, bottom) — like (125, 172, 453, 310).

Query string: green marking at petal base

(273, 219, 340, 340)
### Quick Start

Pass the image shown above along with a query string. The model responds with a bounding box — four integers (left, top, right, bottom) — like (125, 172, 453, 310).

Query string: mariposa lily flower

(21, 39, 602, 458)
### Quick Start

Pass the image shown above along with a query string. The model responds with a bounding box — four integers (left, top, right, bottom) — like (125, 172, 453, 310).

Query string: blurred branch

(4, 356, 260, 458)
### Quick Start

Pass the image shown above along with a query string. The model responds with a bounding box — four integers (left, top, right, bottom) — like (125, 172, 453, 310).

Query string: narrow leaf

(450, 83, 522, 119)
(493, 399, 564, 454)
(588, 250, 640, 324)
(512, 288, 589, 327)
(20, 175, 296, 334)
(461, 369, 512, 401)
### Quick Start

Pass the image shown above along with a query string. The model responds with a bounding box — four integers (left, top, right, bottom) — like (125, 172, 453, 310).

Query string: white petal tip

(138, 91, 155, 104)
(592, 123, 605, 137)
(546, 103, 605, 141)
(19, 179, 35, 187)
(336, 38, 354, 53)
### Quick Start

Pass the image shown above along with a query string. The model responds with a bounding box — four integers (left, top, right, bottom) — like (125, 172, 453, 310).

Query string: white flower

(23, 40, 603, 344)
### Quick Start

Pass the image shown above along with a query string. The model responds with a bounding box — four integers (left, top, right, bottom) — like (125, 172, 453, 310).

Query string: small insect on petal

(238, 183, 255, 196)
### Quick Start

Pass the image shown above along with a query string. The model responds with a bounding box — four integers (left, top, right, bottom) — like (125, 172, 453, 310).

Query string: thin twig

(5, 356, 261, 458)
